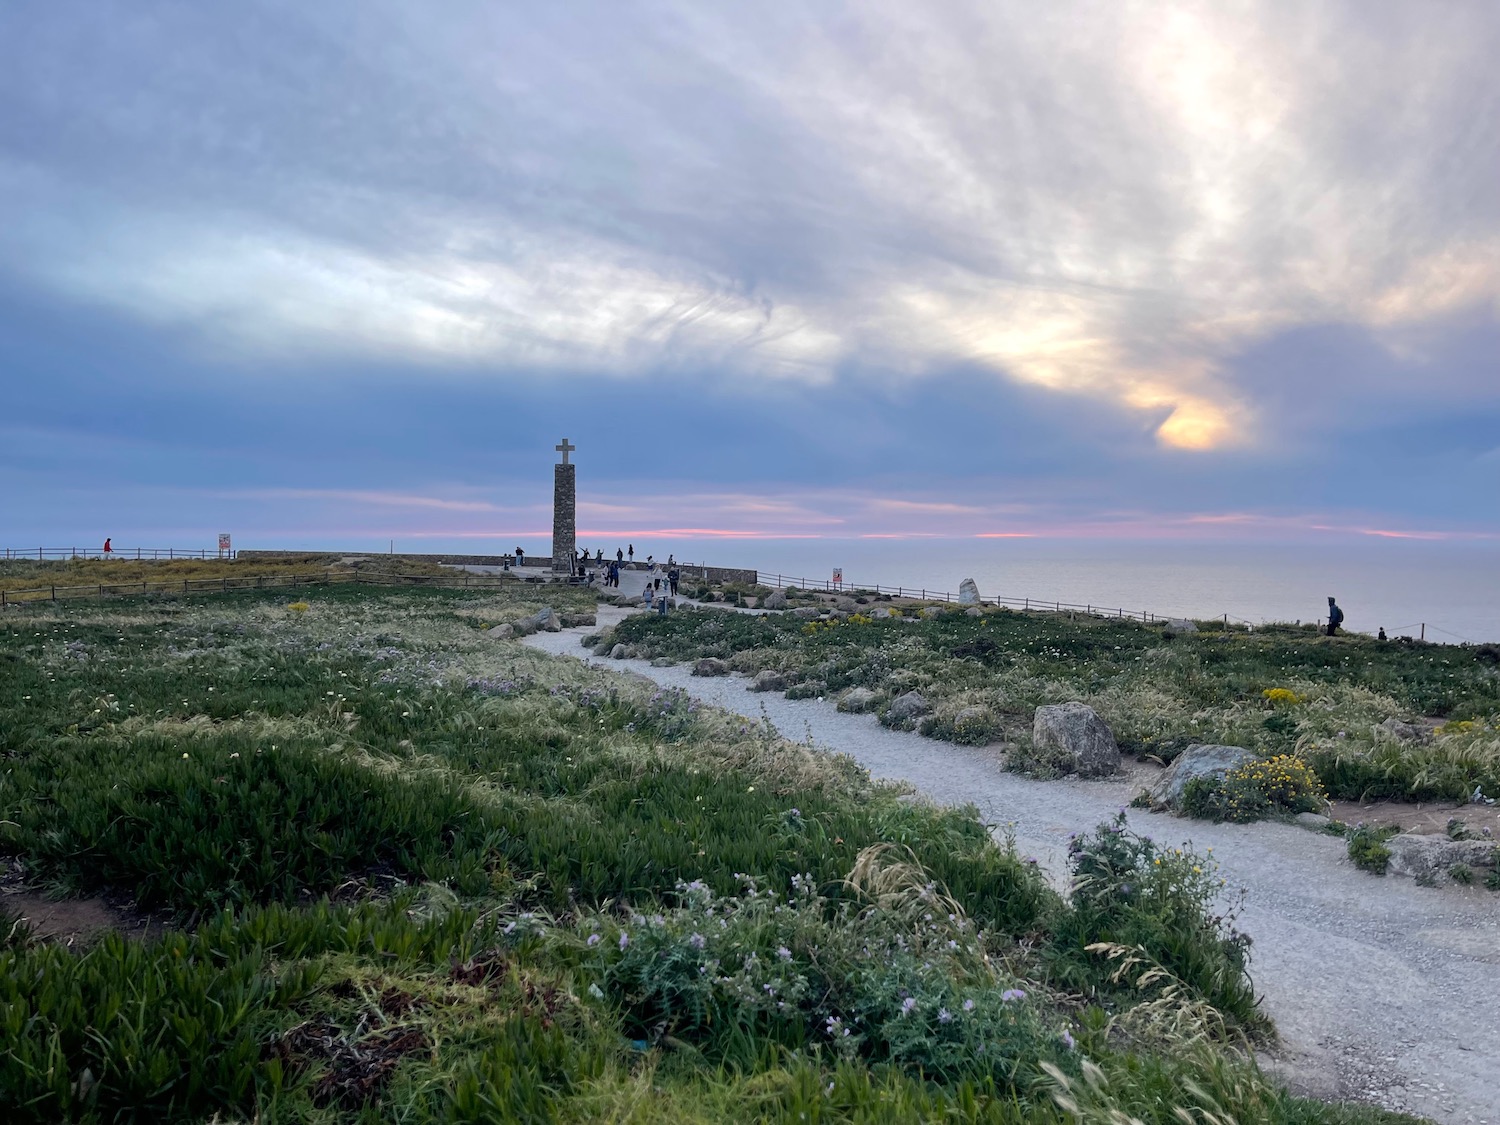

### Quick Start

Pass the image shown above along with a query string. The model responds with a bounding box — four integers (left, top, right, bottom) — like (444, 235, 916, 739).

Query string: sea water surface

(626, 538, 1500, 643)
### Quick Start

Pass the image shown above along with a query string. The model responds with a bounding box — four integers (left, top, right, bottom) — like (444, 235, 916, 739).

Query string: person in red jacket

(102, 537, 112, 558)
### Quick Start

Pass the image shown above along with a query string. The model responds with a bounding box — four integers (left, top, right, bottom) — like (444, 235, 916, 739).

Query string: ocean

(617, 538, 1500, 644)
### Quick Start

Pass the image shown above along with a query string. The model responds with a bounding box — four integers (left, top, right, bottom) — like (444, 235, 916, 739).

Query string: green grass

(609, 605, 1500, 801)
(0, 588, 1423, 1123)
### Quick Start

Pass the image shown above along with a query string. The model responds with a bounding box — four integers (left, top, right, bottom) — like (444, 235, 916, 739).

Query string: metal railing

(761, 572, 1185, 624)
(2, 547, 232, 561)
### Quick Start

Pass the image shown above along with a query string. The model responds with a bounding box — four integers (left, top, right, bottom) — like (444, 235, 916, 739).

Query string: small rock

(1294, 812, 1333, 830)
(885, 690, 931, 727)
(792, 606, 821, 619)
(486, 623, 515, 639)
(763, 589, 789, 610)
(559, 612, 597, 628)
(1032, 702, 1121, 778)
(835, 597, 858, 612)
(958, 578, 980, 605)
(517, 607, 562, 634)
(749, 669, 787, 692)
(692, 658, 730, 677)
(1144, 743, 1258, 808)
(838, 687, 879, 713)
(964, 606, 983, 617)
(1163, 618, 1199, 635)
(610, 643, 628, 659)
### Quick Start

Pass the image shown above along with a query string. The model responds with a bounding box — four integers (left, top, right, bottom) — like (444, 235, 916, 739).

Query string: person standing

(1326, 597, 1344, 637)
(628, 543, 634, 563)
(616, 547, 624, 563)
(516, 546, 525, 568)
(669, 567, 679, 596)
(102, 537, 112, 559)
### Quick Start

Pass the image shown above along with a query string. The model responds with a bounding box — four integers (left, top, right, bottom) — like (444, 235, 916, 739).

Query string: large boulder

(1032, 703, 1121, 778)
(515, 607, 561, 634)
(885, 691, 931, 727)
(486, 623, 515, 639)
(1385, 834, 1497, 885)
(610, 643, 628, 660)
(1163, 619, 1199, 635)
(838, 687, 879, 713)
(749, 669, 787, 692)
(1144, 743, 1257, 809)
(835, 597, 858, 612)
(559, 612, 597, 628)
(793, 606, 822, 619)
(692, 658, 730, 677)
(958, 578, 981, 605)
(763, 589, 789, 610)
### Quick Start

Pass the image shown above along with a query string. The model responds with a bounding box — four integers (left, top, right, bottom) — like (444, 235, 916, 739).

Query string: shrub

(1049, 815, 1261, 1031)
(577, 859, 1073, 1092)
(1179, 755, 1327, 823)
(1347, 825, 1397, 874)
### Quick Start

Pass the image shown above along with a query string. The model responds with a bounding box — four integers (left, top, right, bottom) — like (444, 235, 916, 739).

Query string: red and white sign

(218, 533, 232, 555)
(832, 567, 843, 586)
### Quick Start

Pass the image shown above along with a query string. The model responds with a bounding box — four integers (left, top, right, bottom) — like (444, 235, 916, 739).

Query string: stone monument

(551, 437, 577, 574)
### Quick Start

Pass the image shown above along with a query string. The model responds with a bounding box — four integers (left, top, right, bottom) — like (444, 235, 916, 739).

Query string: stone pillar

(551, 462, 576, 573)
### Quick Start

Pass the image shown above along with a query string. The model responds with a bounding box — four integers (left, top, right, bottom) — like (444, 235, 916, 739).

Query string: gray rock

(517, 607, 561, 633)
(559, 612, 597, 628)
(838, 687, 879, 713)
(749, 669, 787, 692)
(692, 657, 730, 677)
(958, 578, 980, 605)
(1294, 812, 1333, 830)
(965, 606, 983, 617)
(610, 643, 628, 659)
(1163, 618, 1199, 634)
(1144, 743, 1258, 808)
(486, 623, 515, 639)
(763, 589, 789, 610)
(1379, 717, 1425, 742)
(651, 657, 675, 667)
(1385, 834, 1497, 885)
(835, 597, 858, 612)
(1032, 702, 1122, 778)
(886, 690, 931, 726)
(793, 607, 821, 619)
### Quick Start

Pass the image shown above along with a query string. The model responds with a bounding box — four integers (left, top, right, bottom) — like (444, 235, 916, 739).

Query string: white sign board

(832, 567, 843, 586)
(218, 533, 232, 556)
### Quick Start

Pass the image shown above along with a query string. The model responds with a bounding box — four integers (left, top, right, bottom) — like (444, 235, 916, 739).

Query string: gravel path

(525, 613, 1500, 1122)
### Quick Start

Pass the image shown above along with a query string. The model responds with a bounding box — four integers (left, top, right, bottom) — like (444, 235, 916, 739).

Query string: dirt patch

(1328, 797, 1500, 838)
(273, 1018, 430, 1109)
(1, 858, 167, 945)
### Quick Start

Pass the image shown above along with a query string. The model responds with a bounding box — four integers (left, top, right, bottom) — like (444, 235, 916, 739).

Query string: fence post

(51, 585, 56, 601)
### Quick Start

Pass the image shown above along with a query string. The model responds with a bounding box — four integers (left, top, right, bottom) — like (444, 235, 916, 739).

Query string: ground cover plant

(607, 604, 1500, 803)
(0, 588, 1421, 1122)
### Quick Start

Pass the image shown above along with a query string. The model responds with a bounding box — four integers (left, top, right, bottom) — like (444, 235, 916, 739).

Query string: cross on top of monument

(555, 437, 576, 465)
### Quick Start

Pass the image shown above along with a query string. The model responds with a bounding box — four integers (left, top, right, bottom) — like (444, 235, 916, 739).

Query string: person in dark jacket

(1327, 597, 1344, 636)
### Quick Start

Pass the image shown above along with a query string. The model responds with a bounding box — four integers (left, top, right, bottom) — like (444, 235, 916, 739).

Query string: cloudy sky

(2, 1, 1497, 552)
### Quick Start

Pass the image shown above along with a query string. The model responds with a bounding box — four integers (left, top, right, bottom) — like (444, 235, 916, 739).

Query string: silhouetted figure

(669, 567, 680, 595)
(1327, 596, 1344, 637)
(628, 543, 634, 562)
(1378, 627, 1387, 641)
(616, 548, 624, 563)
